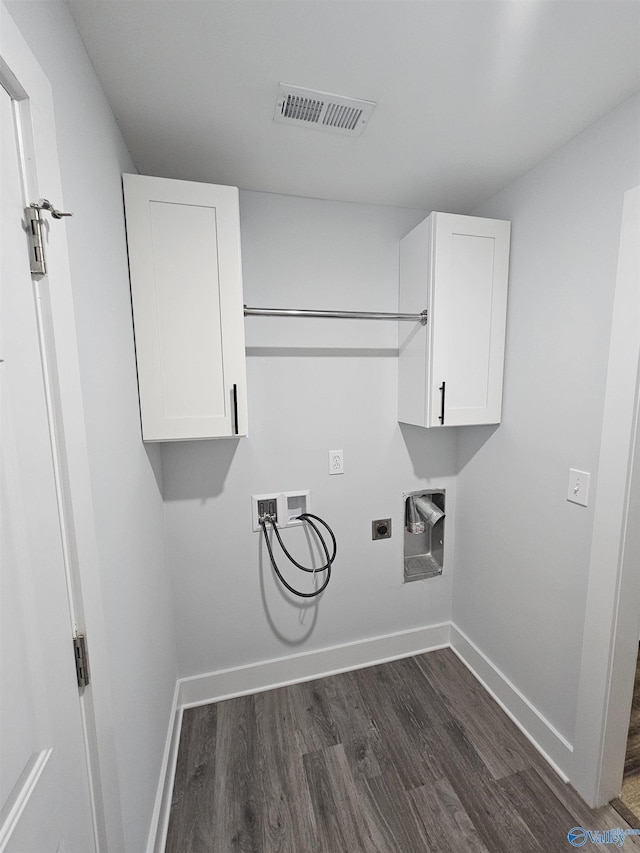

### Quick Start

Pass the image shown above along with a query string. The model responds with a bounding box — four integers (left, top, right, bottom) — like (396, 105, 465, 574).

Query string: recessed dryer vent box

(403, 489, 445, 582)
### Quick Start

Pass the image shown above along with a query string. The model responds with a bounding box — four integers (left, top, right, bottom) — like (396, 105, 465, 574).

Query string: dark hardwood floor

(166, 648, 640, 852)
(625, 645, 640, 777)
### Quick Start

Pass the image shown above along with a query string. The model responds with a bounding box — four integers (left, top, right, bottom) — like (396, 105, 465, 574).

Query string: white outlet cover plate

(329, 449, 344, 475)
(567, 468, 590, 506)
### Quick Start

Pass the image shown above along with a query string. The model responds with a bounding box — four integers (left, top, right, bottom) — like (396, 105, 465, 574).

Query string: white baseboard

(179, 622, 452, 708)
(450, 624, 573, 781)
(147, 620, 575, 852)
(146, 681, 182, 853)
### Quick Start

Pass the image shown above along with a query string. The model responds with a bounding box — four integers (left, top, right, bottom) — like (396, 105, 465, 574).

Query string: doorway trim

(573, 185, 640, 806)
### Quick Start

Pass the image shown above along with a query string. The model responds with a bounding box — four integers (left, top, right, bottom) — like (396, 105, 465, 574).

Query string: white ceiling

(66, 0, 640, 212)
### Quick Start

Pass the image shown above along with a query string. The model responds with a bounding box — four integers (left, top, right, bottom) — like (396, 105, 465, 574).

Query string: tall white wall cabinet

(123, 174, 248, 441)
(398, 212, 510, 428)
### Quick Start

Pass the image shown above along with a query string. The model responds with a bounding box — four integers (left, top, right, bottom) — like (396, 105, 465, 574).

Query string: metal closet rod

(244, 305, 428, 325)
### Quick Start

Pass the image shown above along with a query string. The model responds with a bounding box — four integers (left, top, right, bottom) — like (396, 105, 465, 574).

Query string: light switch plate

(567, 469, 590, 507)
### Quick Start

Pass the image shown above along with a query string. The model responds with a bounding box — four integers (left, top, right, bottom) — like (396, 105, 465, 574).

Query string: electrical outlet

(372, 518, 392, 540)
(329, 449, 344, 475)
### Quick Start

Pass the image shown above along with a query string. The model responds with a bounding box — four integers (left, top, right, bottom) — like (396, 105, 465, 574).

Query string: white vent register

(274, 83, 376, 136)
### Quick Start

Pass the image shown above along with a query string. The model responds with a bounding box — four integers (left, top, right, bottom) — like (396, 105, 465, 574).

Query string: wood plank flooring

(625, 645, 640, 777)
(612, 643, 640, 828)
(166, 649, 640, 852)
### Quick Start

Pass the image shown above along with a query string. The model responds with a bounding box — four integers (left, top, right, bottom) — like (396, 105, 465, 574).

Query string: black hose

(259, 512, 337, 599)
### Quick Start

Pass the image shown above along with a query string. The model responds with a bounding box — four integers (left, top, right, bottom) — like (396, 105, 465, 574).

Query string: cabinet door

(428, 213, 510, 426)
(123, 174, 247, 440)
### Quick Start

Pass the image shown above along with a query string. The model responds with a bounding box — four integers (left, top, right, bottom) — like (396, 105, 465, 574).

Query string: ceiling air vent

(274, 84, 376, 137)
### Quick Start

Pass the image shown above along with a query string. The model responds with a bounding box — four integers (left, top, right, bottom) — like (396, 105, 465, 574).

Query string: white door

(0, 81, 96, 852)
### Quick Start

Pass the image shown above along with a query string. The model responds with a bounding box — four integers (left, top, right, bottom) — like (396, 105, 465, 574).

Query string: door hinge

(25, 199, 73, 277)
(73, 633, 90, 689)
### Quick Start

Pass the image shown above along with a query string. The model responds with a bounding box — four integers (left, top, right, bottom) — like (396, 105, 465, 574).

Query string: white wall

(453, 93, 640, 747)
(5, 3, 178, 851)
(9, 4, 637, 844)
(161, 191, 457, 678)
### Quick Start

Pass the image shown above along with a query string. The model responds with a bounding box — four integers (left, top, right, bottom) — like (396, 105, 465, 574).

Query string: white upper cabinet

(123, 174, 248, 441)
(398, 212, 510, 428)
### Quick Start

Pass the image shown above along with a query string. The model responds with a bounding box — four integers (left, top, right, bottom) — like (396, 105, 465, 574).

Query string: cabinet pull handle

(439, 381, 446, 425)
(232, 384, 239, 435)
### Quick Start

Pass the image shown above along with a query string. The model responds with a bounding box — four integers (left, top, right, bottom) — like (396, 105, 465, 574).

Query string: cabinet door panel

(148, 200, 225, 420)
(429, 213, 510, 427)
(124, 174, 247, 440)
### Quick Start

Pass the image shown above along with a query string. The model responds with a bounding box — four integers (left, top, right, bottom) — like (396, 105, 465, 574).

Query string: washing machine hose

(259, 512, 336, 598)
